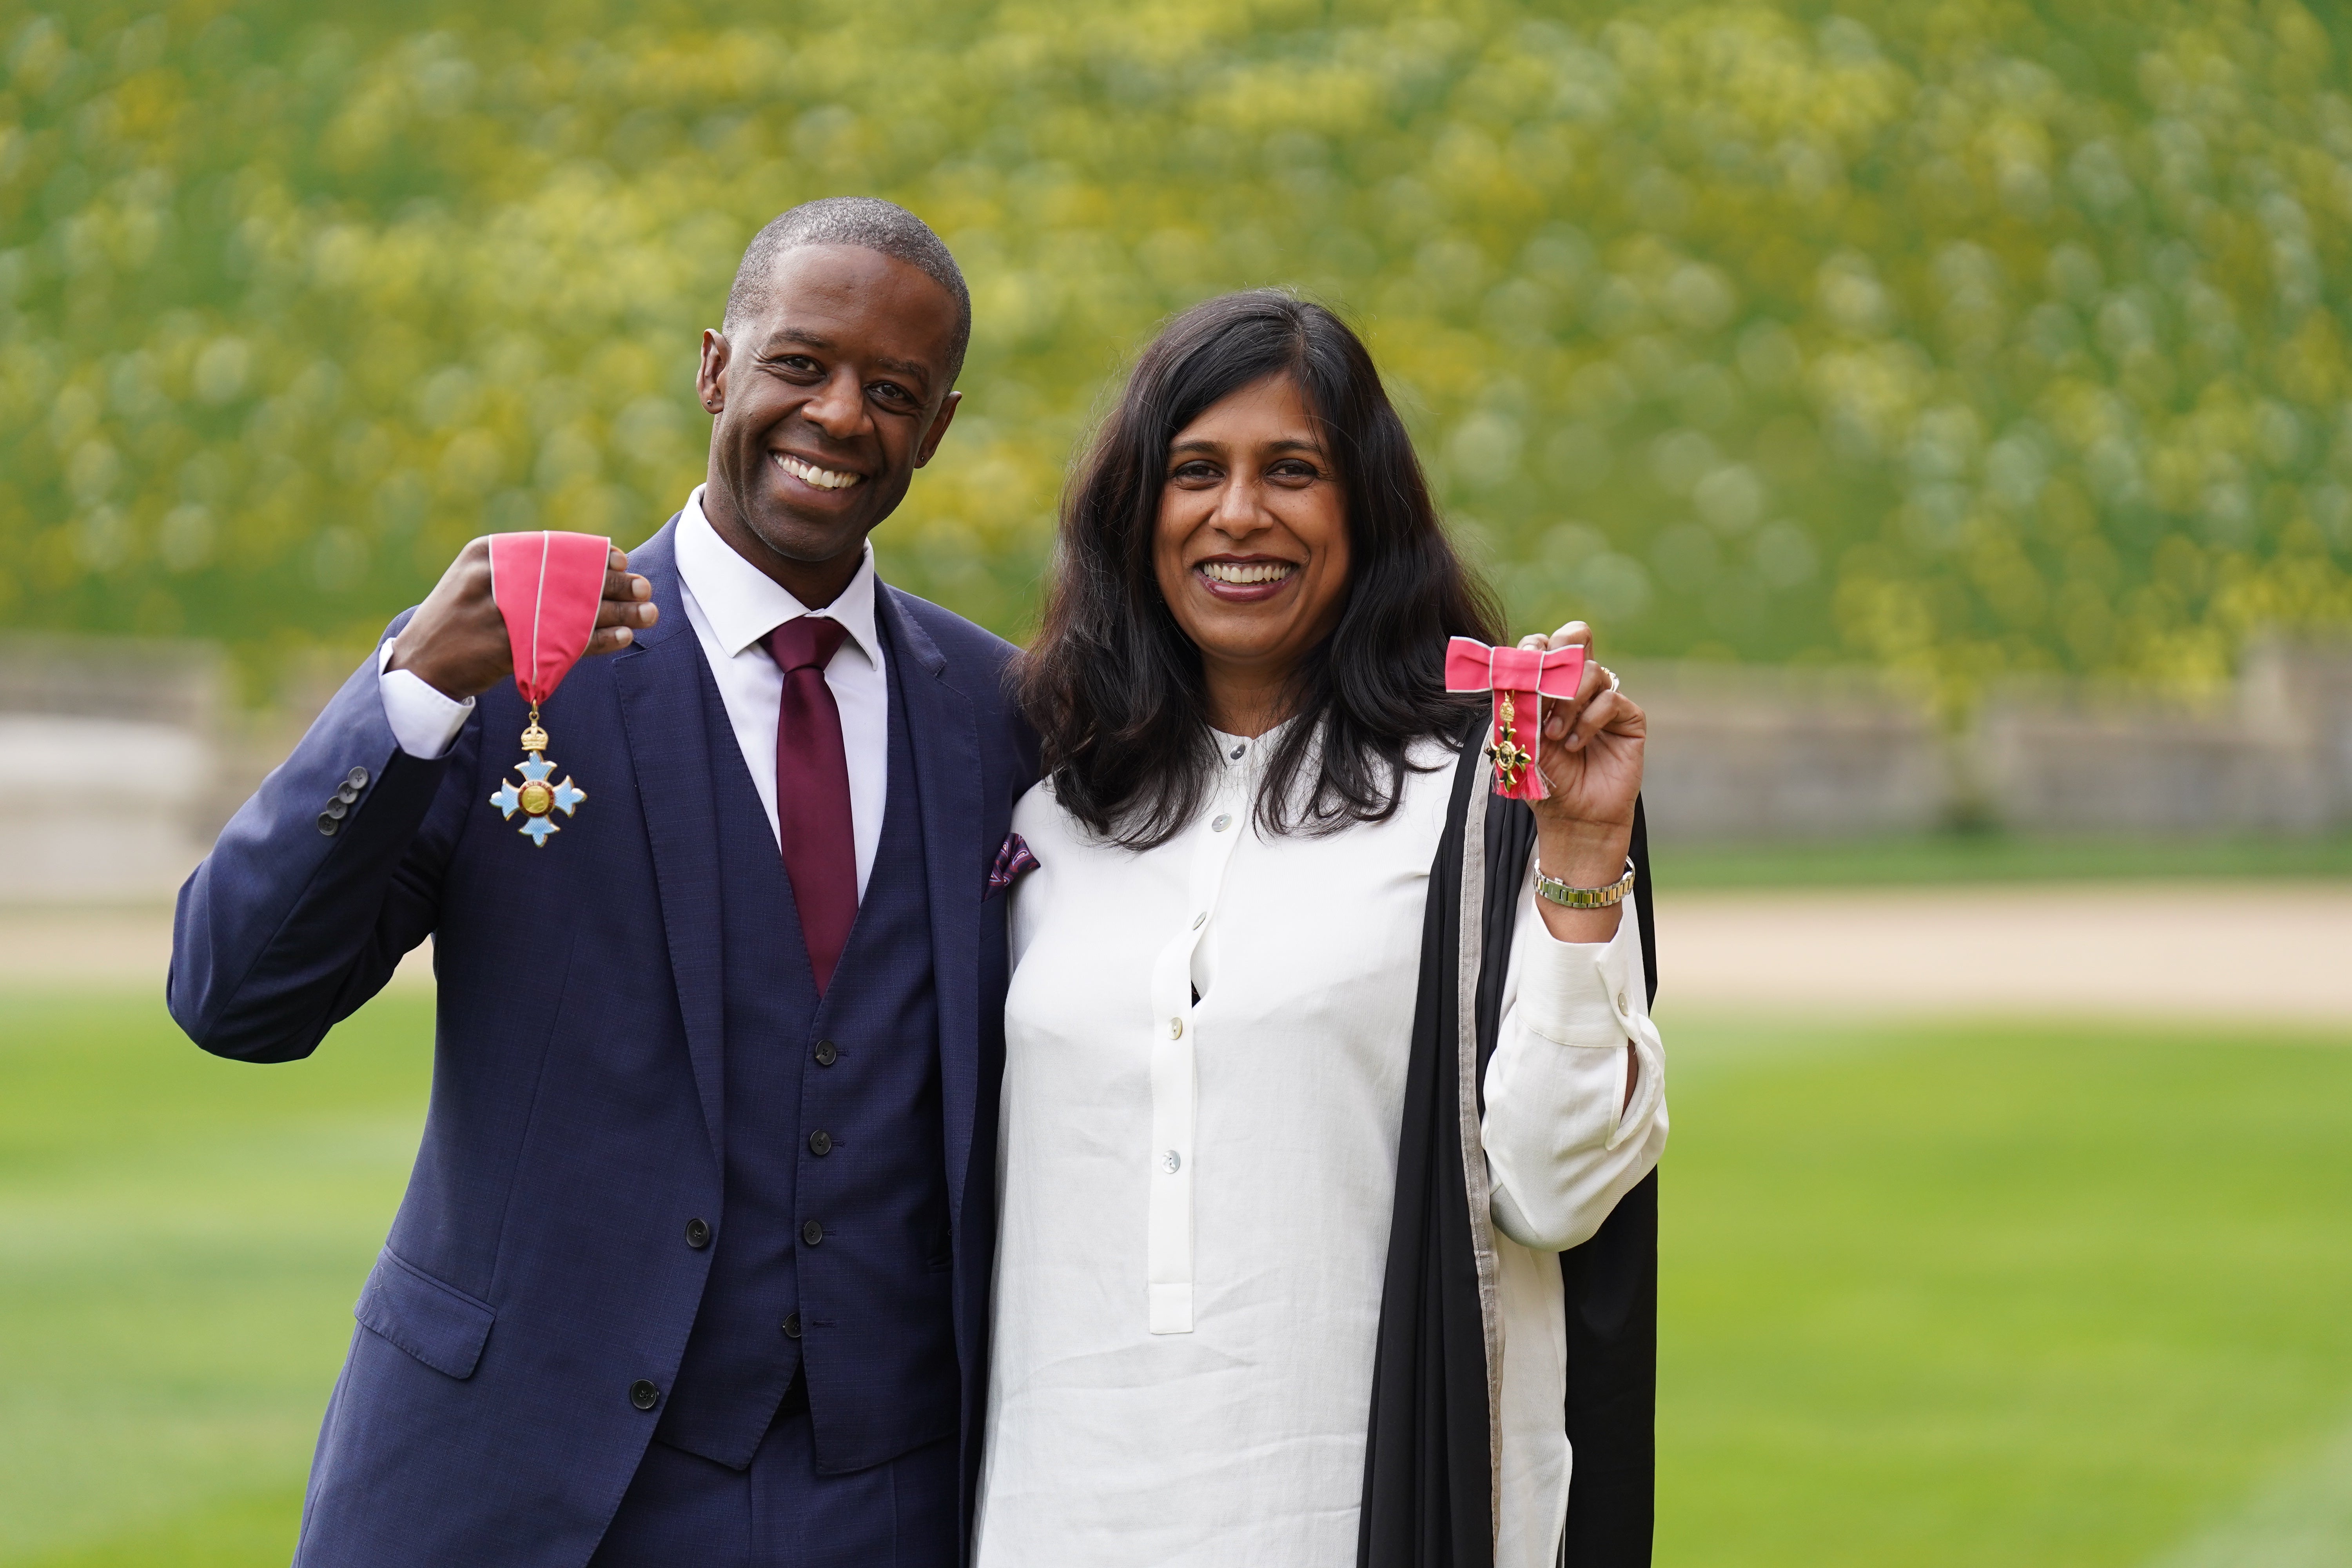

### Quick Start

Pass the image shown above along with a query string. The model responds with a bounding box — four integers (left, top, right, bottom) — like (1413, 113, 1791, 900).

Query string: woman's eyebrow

(1168, 436, 1322, 455)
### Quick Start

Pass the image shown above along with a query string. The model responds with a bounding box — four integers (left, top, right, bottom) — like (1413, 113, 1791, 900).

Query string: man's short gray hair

(722, 197, 972, 385)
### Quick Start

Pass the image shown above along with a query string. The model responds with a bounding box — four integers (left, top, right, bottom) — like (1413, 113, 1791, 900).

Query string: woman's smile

(1193, 554, 1299, 600)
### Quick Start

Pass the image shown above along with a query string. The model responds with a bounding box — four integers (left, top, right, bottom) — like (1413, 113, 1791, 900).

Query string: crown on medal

(519, 720, 549, 754)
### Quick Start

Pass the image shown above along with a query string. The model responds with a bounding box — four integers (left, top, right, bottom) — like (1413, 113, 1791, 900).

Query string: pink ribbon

(487, 531, 611, 710)
(1443, 635, 1586, 800)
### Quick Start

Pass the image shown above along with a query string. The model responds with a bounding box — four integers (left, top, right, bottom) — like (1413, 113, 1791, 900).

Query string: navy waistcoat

(655, 623, 958, 1475)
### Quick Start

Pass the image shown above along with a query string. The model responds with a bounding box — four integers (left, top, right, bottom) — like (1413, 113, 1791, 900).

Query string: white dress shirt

(975, 731, 1669, 1568)
(377, 485, 889, 898)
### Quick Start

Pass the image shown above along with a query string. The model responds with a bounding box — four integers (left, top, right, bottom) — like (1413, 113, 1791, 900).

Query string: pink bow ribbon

(1443, 636, 1586, 800)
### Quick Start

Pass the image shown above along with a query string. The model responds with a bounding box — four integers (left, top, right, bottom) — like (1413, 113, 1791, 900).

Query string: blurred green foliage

(6, 0, 2352, 704)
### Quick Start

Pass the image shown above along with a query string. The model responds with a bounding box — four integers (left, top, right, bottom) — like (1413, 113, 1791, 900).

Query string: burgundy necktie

(765, 617, 857, 995)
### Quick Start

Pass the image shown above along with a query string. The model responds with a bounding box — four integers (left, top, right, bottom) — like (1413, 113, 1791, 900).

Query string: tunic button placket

(1143, 743, 1253, 1337)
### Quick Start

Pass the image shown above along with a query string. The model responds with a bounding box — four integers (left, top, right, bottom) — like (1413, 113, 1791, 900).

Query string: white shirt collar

(675, 483, 882, 669)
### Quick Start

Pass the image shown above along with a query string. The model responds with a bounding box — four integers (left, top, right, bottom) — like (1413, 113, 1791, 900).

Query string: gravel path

(1651, 881, 2352, 1024)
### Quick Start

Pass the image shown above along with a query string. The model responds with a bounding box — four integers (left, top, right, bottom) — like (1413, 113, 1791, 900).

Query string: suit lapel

(612, 518, 728, 1161)
(878, 586, 985, 1229)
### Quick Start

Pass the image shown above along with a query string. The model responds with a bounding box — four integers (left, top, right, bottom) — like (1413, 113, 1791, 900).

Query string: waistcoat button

(808, 1130, 833, 1156)
(813, 1040, 838, 1067)
(801, 1219, 825, 1246)
(683, 1217, 711, 1249)
(782, 1312, 802, 1339)
(629, 1380, 660, 1411)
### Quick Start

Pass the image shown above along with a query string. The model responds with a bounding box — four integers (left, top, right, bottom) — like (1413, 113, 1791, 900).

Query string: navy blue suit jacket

(169, 519, 1036, 1567)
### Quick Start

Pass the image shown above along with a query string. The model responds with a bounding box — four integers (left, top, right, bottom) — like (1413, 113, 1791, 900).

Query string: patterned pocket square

(987, 831, 1040, 897)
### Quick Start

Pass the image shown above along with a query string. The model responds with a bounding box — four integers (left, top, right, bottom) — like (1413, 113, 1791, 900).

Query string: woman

(977, 292, 1667, 1567)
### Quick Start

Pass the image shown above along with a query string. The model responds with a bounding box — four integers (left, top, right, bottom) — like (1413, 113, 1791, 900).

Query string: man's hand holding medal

(387, 535, 657, 701)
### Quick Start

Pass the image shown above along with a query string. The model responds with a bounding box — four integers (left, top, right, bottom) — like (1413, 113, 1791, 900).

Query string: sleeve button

(347, 767, 370, 788)
(628, 1379, 660, 1412)
(316, 814, 340, 837)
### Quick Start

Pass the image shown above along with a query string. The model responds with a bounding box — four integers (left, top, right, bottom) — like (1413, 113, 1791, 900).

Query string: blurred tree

(4, 0, 2352, 708)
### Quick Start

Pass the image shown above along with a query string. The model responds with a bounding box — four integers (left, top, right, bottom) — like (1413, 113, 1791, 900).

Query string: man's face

(697, 244, 962, 576)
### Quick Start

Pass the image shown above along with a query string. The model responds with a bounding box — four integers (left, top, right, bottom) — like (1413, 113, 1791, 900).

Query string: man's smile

(772, 451, 866, 491)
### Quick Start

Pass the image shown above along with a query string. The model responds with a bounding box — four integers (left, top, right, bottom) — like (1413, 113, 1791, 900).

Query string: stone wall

(1620, 661, 1949, 841)
(0, 637, 225, 903)
(1635, 641, 2352, 840)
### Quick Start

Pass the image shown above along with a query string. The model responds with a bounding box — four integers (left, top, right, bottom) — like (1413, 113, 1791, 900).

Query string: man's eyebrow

(759, 330, 933, 387)
(759, 329, 837, 356)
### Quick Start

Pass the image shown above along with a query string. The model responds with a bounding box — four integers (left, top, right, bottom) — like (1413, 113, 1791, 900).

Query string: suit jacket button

(782, 1312, 802, 1339)
(800, 1220, 824, 1247)
(807, 1130, 832, 1157)
(684, 1218, 711, 1249)
(336, 782, 360, 805)
(347, 766, 370, 788)
(813, 1040, 837, 1067)
(316, 814, 340, 837)
(322, 800, 348, 820)
(629, 1380, 660, 1412)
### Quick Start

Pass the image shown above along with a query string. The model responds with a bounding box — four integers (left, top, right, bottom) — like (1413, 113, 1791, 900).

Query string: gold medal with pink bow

(484, 530, 611, 846)
(1443, 636, 1586, 801)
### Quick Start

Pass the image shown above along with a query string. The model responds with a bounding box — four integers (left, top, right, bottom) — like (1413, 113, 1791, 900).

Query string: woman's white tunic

(975, 733, 1668, 1567)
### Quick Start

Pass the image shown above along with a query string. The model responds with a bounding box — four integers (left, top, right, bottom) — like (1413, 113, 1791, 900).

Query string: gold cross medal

(1485, 690, 1534, 791)
(489, 708, 586, 847)
(481, 529, 612, 848)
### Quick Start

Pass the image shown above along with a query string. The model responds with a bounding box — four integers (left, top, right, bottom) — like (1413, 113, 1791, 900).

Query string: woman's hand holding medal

(1522, 620, 1646, 945)
(388, 537, 658, 702)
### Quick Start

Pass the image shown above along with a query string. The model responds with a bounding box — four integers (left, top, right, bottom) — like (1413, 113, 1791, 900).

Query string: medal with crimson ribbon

(1443, 636, 1586, 802)
(484, 530, 609, 846)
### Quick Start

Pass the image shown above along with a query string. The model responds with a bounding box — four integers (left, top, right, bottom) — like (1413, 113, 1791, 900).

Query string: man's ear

(697, 329, 730, 414)
(914, 388, 962, 468)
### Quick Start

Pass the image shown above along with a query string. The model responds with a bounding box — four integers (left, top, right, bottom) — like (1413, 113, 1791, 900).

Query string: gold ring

(1600, 665, 1620, 693)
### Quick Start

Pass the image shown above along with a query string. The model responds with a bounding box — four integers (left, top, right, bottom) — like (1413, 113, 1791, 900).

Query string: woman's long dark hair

(1018, 290, 1504, 848)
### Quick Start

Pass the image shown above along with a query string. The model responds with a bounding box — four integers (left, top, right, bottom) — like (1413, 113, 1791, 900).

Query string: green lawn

(2, 991, 2347, 1565)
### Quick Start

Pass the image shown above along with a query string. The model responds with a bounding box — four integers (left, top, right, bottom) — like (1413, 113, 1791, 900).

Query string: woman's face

(1153, 372, 1352, 703)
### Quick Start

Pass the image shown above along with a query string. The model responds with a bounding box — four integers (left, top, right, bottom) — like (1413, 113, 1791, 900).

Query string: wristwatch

(1534, 856, 1637, 909)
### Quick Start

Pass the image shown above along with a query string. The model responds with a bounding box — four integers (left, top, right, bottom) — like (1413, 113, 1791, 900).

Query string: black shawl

(1358, 718, 1660, 1568)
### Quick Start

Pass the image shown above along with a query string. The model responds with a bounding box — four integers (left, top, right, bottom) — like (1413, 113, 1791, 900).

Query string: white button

(1161, 1150, 1182, 1174)
(1212, 814, 1232, 831)
(1169, 1017, 1184, 1039)
(1615, 990, 1630, 1015)
(1191, 911, 1206, 929)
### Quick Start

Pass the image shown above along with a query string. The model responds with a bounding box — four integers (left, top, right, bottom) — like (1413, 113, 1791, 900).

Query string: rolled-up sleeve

(1482, 872, 1668, 1252)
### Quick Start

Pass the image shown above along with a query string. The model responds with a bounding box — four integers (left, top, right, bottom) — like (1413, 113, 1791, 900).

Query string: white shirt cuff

(1516, 893, 1646, 1050)
(376, 638, 474, 759)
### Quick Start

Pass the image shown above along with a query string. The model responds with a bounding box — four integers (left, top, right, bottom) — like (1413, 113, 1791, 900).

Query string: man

(169, 198, 1035, 1567)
